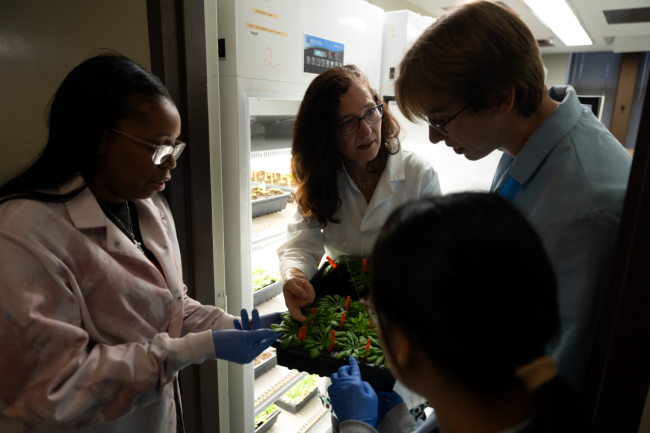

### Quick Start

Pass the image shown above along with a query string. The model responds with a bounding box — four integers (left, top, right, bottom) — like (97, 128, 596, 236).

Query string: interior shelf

(254, 365, 306, 417)
(252, 203, 296, 244)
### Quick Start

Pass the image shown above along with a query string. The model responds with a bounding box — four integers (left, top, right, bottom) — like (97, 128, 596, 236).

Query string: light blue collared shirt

(492, 86, 632, 392)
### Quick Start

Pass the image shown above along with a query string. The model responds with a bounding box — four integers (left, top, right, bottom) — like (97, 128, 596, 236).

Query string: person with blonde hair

(394, 0, 631, 393)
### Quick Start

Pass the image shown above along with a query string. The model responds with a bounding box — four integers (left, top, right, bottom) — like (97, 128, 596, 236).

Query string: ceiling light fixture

(524, 0, 592, 46)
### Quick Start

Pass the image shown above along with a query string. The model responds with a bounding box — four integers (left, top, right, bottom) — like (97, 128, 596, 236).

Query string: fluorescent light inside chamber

(524, 0, 592, 46)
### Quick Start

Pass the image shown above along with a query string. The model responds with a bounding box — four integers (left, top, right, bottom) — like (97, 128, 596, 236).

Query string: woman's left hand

(233, 309, 283, 330)
(211, 309, 280, 364)
(328, 356, 378, 427)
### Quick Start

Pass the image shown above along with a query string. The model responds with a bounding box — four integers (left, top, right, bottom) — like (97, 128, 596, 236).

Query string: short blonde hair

(395, 0, 546, 121)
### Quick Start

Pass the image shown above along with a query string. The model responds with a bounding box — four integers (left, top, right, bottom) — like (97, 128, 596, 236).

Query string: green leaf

(374, 356, 384, 368)
(281, 338, 291, 349)
(310, 348, 321, 359)
(366, 355, 378, 363)
(334, 294, 341, 300)
(292, 336, 301, 346)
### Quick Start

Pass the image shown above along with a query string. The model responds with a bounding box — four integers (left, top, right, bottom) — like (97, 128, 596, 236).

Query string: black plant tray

(271, 342, 396, 392)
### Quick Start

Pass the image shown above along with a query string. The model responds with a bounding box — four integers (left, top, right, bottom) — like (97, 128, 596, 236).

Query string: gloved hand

(328, 356, 378, 427)
(259, 311, 283, 329)
(212, 309, 280, 364)
(376, 390, 404, 425)
(233, 309, 283, 331)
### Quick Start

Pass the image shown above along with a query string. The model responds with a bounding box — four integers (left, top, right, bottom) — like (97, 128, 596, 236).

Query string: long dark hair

(291, 65, 400, 227)
(371, 193, 590, 432)
(0, 54, 172, 206)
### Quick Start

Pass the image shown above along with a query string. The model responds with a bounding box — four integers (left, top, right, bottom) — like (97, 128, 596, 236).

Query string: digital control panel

(304, 34, 344, 74)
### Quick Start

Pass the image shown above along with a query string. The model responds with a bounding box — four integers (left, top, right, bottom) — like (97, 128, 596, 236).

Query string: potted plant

(254, 404, 281, 433)
(275, 374, 319, 413)
(271, 264, 396, 392)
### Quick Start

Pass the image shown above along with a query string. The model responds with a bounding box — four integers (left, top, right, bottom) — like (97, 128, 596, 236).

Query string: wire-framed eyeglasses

(426, 104, 469, 136)
(337, 103, 384, 136)
(111, 129, 186, 165)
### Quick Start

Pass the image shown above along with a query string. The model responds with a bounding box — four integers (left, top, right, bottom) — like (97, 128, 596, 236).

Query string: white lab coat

(277, 148, 441, 409)
(278, 148, 441, 279)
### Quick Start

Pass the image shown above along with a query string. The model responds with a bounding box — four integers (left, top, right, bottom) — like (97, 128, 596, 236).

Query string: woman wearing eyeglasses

(0, 54, 280, 433)
(277, 64, 441, 427)
(328, 194, 591, 433)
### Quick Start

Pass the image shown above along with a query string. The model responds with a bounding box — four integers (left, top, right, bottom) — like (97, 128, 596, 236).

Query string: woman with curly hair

(277, 64, 441, 426)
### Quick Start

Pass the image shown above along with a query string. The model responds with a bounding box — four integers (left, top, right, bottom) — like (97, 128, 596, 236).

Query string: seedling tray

(271, 342, 396, 392)
(254, 351, 278, 379)
(252, 193, 291, 218)
(275, 386, 318, 414)
(254, 407, 281, 433)
(254, 279, 283, 306)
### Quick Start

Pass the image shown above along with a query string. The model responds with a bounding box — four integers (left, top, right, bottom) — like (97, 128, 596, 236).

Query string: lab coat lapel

(133, 199, 185, 338)
(363, 149, 405, 224)
(61, 180, 172, 341)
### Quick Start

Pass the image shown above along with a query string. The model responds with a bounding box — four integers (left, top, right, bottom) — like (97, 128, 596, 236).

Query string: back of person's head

(395, 0, 546, 123)
(371, 193, 590, 432)
(0, 53, 172, 205)
(291, 65, 400, 227)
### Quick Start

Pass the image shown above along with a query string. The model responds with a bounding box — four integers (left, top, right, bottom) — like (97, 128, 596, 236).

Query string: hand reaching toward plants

(282, 268, 316, 322)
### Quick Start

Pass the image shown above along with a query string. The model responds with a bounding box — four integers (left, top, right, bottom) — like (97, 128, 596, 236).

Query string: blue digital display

(304, 34, 344, 74)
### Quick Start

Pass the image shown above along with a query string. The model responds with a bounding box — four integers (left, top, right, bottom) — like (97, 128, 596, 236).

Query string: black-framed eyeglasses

(337, 103, 384, 136)
(426, 104, 469, 136)
(111, 129, 186, 165)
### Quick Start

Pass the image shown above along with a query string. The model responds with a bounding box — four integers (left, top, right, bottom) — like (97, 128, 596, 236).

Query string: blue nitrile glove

(232, 309, 283, 331)
(212, 309, 280, 364)
(376, 390, 404, 425)
(328, 356, 378, 427)
(259, 311, 283, 329)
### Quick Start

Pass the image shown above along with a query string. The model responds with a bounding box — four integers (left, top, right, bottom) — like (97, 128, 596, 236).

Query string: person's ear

(494, 86, 516, 115)
(390, 325, 427, 372)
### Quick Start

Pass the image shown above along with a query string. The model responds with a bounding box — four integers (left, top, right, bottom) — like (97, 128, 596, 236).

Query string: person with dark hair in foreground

(394, 0, 631, 393)
(0, 54, 281, 432)
(329, 193, 592, 433)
